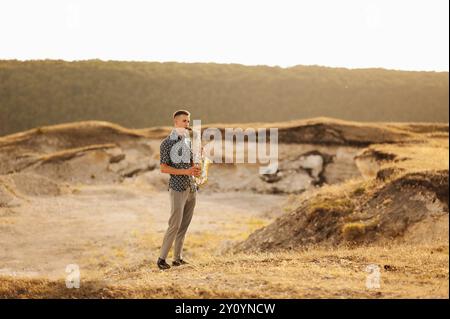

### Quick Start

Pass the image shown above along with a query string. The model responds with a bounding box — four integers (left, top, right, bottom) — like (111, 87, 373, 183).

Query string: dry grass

(0, 243, 447, 299)
(371, 138, 449, 174)
(0, 199, 447, 298)
(342, 222, 367, 240)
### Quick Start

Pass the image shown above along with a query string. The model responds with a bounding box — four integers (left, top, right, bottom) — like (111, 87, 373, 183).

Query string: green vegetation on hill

(0, 59, 448, 136)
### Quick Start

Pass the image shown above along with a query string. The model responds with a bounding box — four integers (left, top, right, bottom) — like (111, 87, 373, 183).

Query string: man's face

(174, 114, 190, 129)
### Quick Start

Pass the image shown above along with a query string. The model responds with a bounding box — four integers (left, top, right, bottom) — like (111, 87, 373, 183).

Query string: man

(157, 109, 201, 270)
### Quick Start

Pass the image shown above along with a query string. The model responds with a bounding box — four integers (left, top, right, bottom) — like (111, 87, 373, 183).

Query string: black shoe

(172, 259, 189, 266)
(157, 258, 171, 270)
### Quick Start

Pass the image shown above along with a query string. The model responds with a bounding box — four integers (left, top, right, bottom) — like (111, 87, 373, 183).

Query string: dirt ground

(0, 119, 448, 298)
(0, 184, 287, 279)
(0, 183, 448, 299)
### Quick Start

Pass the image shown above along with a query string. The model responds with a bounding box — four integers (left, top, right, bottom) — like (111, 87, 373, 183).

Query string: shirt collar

(169, 128, 188, 141)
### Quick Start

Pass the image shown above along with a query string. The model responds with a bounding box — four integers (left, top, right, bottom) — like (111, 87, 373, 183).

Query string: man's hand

(187, 165, 201, 177)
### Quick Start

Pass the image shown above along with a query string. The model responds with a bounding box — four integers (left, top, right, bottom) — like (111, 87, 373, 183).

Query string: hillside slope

(1, 60, 448, 136)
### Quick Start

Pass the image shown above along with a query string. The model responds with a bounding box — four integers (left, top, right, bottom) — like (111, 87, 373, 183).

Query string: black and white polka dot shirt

(160, 129, 198, 193)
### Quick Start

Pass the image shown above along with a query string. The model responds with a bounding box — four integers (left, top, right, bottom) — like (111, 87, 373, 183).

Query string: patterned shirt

(160, 129, 198, 193)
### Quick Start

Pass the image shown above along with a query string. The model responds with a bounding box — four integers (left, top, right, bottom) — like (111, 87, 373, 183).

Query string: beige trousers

(159, 188, 196, 261)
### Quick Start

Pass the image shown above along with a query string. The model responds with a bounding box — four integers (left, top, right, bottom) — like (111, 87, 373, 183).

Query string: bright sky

(0, 0, 448, 71)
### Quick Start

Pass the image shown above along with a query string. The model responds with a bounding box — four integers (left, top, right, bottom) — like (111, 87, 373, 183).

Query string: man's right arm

(160, 163, 190, 175)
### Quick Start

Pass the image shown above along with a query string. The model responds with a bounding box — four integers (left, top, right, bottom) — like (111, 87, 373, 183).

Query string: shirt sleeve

(160, 140, 171, 165)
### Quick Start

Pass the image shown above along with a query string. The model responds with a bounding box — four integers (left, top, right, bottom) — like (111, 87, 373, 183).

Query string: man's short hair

(173, 109, 191, 119)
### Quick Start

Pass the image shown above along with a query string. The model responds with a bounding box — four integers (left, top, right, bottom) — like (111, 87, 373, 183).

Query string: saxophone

(194, 153, 213, 187)
(187, 127, 213, 188)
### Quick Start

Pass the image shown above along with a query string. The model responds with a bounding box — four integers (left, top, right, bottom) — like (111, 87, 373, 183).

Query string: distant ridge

(0, 59, 448, 136)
